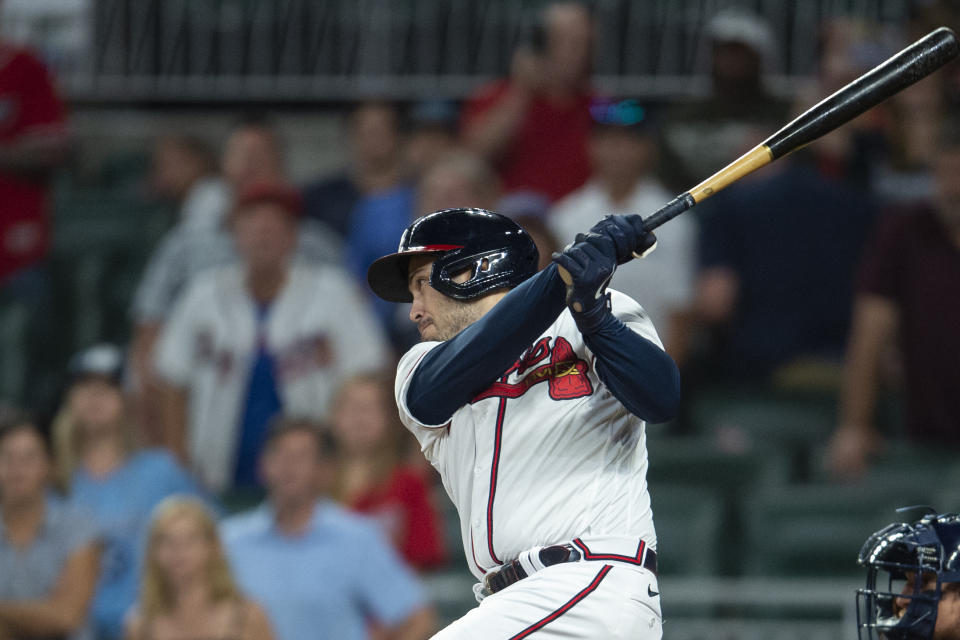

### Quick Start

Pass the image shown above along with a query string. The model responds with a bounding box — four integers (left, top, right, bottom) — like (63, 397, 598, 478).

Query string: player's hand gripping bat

(557, 26, 960, 295)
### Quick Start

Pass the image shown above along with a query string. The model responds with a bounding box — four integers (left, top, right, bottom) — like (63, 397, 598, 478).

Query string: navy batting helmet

(857, 511, 960, 639)
(367, 208, 539, 303)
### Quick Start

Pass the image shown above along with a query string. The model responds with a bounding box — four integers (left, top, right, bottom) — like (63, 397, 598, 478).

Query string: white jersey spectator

(131, 219, 341, 324)
(153, 183, 387, 492)
(550, 99, 697, 353)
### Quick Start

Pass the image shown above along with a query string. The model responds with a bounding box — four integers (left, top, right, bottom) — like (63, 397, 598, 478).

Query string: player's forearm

(578, 306, 681, 423)
(406, 265, 567, 424)
(838, 295, 898, 430)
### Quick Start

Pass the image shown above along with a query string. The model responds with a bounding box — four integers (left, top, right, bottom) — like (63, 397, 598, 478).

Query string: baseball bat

(558, 26, 960, 303)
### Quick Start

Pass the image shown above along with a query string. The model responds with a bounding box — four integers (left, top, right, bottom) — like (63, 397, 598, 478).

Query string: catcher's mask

(857, 512, 960, 640)
(367, 208, 539, 303)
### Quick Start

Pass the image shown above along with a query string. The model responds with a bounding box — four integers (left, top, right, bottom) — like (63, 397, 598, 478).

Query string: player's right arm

(554, 228, 681, 423)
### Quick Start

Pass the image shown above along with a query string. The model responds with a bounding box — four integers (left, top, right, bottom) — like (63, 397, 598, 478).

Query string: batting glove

(552, 241, 615, 322)
(587, 215, 658, 264)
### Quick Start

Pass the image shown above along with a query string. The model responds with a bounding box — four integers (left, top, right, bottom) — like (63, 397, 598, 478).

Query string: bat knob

(557, 265, 573, 285)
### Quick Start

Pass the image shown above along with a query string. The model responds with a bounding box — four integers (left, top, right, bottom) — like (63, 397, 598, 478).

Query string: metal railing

(15, 0, 915, 102)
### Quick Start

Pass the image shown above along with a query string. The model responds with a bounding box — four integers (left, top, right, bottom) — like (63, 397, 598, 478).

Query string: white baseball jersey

(155, 263, 388, 491)
(395, 289, 659, 580)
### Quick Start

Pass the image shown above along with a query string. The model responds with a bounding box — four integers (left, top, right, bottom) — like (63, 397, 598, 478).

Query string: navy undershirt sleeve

(577, 304, 681, 423)
(406, 264, 567, 425)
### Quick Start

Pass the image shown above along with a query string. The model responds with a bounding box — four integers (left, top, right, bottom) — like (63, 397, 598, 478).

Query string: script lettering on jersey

(471, 336, 593, 403)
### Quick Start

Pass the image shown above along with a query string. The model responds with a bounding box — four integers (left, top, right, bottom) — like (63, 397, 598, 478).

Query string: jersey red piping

(485, 397, 507, 565)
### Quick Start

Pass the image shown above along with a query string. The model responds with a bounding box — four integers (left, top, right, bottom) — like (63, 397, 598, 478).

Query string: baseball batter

(367, 208, 680, 638)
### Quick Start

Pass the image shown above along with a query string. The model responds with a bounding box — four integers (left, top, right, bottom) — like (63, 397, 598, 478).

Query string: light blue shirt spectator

(221, 499, 426, 640)
(0, 494, 99, 640)
(69, 449, 205, 640)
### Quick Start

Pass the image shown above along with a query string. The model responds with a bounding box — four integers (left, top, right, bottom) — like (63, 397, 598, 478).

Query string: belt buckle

(483, 571, 496, 595)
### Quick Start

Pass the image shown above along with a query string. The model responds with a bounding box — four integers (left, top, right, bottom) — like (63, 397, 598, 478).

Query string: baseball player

(367, 208, 680, 638)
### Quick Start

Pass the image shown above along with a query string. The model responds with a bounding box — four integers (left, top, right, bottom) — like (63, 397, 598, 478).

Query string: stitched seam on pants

(506, 564, 613, 639)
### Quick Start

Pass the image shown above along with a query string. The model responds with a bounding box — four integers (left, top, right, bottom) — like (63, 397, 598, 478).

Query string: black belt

(484, 543, 657, 595)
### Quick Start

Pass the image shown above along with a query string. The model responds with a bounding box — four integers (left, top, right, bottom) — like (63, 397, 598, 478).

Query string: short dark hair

(263, 417, 338, 459)
(0, 410, 52, 458)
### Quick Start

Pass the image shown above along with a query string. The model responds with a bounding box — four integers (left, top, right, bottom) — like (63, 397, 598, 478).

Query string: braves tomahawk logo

(472, 336, 593, 403)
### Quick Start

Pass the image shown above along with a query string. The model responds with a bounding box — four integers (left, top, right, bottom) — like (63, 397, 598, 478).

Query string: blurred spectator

(129, 116, 341, 445)
(800, 19, 898, 192)
(550, 99, 696, 358)
(52, 344, 205, 640)
(0, 36, 70, 406)
(403, 99, 460, 181)
(497, 191, 559, 271)
(0, 414, 99, 640)
(153, 183, 387, 492)
(125, 497, 273, 640)
(692, 154, 876, 383)
(221, 419, 436, 640)
(149, 135, 229, 233)
(826, 120, 960, 480)
(303, 101, 413, 243)
(386, 149, 502, 350)
(659, 9, 789, 191)
(461, 1, 594, 201)
(340, 103, 415, 287)
(330, 374, 447, 572)
(0, 37, 69, 286)
(416, 149, 500, 216)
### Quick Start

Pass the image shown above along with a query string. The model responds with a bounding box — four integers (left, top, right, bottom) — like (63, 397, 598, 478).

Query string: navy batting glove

(552, 241, 614, 318)
(588, 215, 657, 265)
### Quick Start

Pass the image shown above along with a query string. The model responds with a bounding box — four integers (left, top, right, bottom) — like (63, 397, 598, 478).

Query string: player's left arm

(554, 217, 681, 423)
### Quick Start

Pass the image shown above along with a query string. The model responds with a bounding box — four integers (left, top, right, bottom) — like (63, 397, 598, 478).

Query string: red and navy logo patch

(471, 336, 593, 403)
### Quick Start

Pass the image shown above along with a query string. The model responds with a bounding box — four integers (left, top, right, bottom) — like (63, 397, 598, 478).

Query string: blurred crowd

(1, 1, 960, 639)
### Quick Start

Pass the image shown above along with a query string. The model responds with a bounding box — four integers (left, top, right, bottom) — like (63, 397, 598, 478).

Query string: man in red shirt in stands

(461, 1, 594, 202)
(0, 39, 69, 284)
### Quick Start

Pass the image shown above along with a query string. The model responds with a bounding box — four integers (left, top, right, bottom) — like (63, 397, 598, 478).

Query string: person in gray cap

(659, 8, 790, 191)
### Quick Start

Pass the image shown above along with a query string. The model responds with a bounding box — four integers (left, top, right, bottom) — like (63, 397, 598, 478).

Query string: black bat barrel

(764, 27, 959, 159)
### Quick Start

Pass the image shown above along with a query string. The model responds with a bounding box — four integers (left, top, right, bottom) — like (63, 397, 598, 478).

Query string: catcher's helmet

(367, 208, 539, 303)
(857, 512, 960, 639)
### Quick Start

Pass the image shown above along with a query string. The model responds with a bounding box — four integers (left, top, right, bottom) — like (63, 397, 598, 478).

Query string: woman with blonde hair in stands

(330, 373, 447, 571)
(125, 497, 273, 640)
(54, 344, 205, 640)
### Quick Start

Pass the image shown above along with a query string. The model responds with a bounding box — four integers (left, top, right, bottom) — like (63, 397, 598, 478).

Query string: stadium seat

(741, 483, 931, 577)
(646, 437, 791, 574)
(648, 486, 724, 576)
(689, 388, 837, 480)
